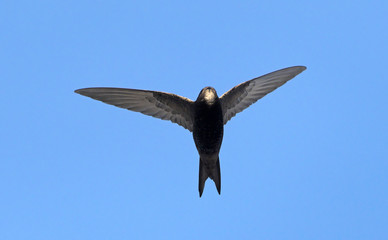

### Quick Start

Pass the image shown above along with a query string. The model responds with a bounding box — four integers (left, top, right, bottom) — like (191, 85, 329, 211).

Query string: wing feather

(75, 87, 194, 132)
(220, 66, 306, 124)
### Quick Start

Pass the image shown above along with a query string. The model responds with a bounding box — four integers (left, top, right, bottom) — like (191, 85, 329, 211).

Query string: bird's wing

(75, 87, 195, 132)
(220, 66, 306, 125)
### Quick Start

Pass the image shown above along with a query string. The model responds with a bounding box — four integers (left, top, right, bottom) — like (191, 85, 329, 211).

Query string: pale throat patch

(204, 91, 216, 102)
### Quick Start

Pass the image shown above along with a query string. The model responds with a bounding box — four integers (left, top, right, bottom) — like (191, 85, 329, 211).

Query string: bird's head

(197, 87, 218, 103)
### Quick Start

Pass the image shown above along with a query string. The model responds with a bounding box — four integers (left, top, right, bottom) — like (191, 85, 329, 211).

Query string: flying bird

(75, 66, 306, 197)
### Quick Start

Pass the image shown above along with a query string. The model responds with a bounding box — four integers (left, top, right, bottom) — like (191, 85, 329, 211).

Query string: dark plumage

(193, 87, 224, 196)
(75, 66, 306, 197)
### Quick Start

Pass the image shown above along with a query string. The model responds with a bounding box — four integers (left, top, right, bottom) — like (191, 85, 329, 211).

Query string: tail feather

(198, 160, 207, 197)
(211, 158, 221, 195)
(198, 158, 221, 197)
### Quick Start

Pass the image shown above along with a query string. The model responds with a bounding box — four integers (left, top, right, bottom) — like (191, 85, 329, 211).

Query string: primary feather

(220, 66, 306, 124)
(75, 88, 195, 131)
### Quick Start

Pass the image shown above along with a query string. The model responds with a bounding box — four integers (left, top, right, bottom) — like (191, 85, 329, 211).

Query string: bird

(75, 66, 306, 197)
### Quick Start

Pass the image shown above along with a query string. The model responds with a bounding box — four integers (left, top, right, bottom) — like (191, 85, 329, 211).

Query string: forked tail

(198, 158, 221, 197)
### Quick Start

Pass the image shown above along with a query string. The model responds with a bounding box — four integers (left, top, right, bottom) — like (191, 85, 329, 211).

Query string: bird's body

(75, 66, 306, 197)
(193, 87, 223, 196)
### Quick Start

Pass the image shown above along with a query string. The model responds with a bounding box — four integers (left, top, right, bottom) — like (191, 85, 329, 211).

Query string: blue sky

(1, 1, 387, 239)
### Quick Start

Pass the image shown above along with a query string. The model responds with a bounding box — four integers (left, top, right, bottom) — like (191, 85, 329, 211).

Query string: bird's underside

(75, 66, 306, 197)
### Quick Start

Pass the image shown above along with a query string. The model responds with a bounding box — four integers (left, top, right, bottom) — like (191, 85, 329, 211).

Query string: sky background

(1, 1, 387, 239)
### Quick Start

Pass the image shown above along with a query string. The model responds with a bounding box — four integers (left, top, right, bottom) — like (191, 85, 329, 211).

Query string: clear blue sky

(1, 1, 387, 239)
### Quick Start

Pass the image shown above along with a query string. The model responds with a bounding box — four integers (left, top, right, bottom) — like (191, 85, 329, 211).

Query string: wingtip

(74, 88, 89, 96)
(296, 65, 307, 72)
(285, 66, 307, 76)
(289, 65, 307, 72)
(74, 88, 87, 95)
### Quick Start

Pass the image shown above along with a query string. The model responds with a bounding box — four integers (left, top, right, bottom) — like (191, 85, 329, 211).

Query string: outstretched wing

(75, 87, 194, 132)
(220, 66, 306, 125)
